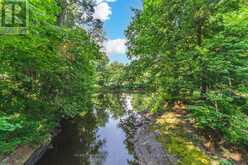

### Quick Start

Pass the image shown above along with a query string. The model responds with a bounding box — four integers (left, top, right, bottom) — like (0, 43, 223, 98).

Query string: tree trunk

(197, 20, 207, 98)
(56, 0, 67, 26)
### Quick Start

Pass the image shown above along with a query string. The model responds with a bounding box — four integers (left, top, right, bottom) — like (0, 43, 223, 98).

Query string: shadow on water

(36, 93, 141, 165)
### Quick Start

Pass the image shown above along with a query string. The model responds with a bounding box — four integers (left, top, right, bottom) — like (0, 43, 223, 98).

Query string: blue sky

(93, 0, 142, 63)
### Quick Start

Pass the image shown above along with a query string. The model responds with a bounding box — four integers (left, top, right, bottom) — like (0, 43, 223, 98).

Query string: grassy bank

(151, 105, 248, 165)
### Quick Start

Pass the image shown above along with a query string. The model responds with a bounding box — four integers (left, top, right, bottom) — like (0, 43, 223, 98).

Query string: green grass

(152, 112, 215, 165)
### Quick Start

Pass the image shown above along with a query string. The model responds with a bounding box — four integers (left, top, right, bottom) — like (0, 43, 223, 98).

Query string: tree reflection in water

(37, 92, 146, 165)
(37, 111, 107, 165)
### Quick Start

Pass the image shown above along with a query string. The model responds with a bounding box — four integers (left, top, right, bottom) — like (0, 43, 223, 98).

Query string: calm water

(36, 94, 138, 165)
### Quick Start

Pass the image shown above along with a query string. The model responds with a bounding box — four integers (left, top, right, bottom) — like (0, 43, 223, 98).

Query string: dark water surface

(36, 94, 138, 165)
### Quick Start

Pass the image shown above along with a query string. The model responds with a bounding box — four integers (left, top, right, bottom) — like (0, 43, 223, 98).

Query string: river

(36, 93, 140, 165)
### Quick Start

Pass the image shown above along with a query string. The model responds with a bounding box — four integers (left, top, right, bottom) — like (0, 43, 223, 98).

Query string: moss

(158, 134, 210, 165)
(153, 112, 217, 165)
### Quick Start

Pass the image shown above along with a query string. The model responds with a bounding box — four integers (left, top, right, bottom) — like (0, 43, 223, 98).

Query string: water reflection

(36, 93, 139, 165)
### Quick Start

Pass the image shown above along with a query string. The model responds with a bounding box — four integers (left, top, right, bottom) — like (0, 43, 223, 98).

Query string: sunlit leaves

(0, 0, 100, 155)
(126, 0, 248, 146)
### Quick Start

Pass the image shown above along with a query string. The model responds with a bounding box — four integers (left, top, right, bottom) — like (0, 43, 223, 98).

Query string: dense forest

(126, 0, 248, 148)
(1, 0, 248, 164)
(0, 0, 105, 155)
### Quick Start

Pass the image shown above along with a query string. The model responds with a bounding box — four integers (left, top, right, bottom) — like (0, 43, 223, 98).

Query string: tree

(126, 0, 248, 146)
(0, 0, 101, 155)
(55, 0, 105, 44)
(127, 0, 247, 98)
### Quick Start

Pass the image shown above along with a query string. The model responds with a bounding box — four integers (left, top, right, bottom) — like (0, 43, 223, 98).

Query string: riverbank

(120, 107, 178, 165)
(151, 103, 248, 165)
(3, 93, 247, 165)
(0, 143, 49, 165)
(123, 98, 248, 165)
(134, 122, 178, 165)
(0, 122, 62, 165)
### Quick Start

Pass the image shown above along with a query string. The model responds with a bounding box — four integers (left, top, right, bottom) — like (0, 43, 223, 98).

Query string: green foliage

(100, 62, 126, 87)
(0, 0, 100, 155)
(126, 0, 248, 148)
(220, 159, 234, 165)
(129, 93, 158, 113)
(189, 105, 227, 130)
(0, 116, 22, 132)
(127, 0, 248, 96)
(162, 135, 210, 165)
(153, 112, 212, 165)
(189, 92, 248, 146)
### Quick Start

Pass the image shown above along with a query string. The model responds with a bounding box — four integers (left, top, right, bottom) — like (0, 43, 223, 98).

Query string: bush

(189, 103, 248, 146)
(0, 0, 99, 155)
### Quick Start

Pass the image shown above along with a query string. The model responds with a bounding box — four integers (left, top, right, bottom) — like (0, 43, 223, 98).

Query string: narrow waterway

(36, 93, 139, 165)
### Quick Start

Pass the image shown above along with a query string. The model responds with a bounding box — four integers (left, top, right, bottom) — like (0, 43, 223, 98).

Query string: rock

(154, 130, 161, 137)
(120, 97, 178, 165)
(0, 143, 50, 165)
(134, 122, 143, 127)
(25, 144, 50, 165)
(0, 122, 62, 165)
(134, 125, 178, 165)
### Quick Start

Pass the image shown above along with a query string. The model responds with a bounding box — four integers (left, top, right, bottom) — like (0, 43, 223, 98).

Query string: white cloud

(96, 0, 116, 4)
(104, 39, 127, 55)
(93, 2, 112, 21)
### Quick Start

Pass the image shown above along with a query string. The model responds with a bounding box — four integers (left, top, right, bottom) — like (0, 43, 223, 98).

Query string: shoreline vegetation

(0, 0, 103, 160)
(1, 0, 248, 164)
(152, 103, 248, 165)
(124, 0, 248, 164)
